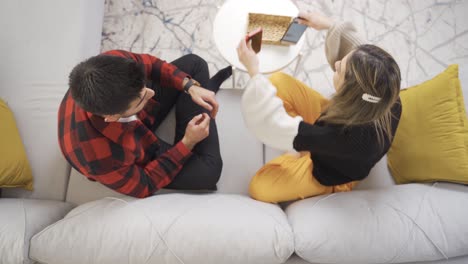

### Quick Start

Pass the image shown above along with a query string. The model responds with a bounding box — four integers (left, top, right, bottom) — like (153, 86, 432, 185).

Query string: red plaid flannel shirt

(58, 50, 192, 198)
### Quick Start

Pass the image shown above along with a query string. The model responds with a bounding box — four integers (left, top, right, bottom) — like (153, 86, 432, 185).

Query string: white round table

(213, 0, 305, 76)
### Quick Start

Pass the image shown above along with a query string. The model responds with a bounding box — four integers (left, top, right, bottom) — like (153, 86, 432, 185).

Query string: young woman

(236, 11, 402, 203)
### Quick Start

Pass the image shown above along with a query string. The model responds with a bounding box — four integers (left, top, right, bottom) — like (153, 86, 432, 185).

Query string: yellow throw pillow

(388, 64, 468, 184)
(0, 98, 33, 190)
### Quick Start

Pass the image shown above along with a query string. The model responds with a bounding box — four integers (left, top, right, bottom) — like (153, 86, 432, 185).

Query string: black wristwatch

(183, 78, 194, 94)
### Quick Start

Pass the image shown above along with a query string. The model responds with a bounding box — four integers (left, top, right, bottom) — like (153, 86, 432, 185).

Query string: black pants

(150, 54, 222, 190)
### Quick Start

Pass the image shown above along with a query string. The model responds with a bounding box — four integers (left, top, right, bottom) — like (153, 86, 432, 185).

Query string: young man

(58, 50, 231, 198)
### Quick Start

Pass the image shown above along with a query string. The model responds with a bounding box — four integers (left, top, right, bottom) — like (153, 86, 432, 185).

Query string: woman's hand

(297, 11, 333, 31)
(237, 39, 259, 77)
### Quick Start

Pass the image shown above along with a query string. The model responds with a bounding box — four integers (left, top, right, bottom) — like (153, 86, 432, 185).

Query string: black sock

(207, 66, 232, 93)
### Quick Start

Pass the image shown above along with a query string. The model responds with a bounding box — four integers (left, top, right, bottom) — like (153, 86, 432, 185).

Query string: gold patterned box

(247, 13, 293, 46)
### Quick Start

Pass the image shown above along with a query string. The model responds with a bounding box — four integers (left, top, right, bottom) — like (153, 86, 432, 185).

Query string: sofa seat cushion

(286, 183, 468, 264)
(30, 193, 294, 264)
(0, 198, 74, 264)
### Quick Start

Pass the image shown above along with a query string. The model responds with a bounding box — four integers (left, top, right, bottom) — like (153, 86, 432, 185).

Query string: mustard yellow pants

(249, 72, 358, 203)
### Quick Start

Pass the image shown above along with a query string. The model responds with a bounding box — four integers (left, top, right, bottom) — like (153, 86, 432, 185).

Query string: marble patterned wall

(102, 0, 468, 96)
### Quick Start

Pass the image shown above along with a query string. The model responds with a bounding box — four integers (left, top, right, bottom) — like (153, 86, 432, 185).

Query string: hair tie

(362, 93, 381, 103)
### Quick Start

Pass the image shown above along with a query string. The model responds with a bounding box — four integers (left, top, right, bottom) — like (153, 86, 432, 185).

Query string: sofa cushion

(65, 168, 127, 205)
(388, 65, 468, 184)
(65, 89, 264, 205)
(31, 193, 294, 264)
(0, 198, 74, 264)
(286, 183, 468, 264)
(284, 254, 468, 264)
(0, 98, 33, 190)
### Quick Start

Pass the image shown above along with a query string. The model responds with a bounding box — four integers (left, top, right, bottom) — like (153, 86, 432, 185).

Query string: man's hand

(297, 11, 333, 31)
(181, 113, 211, 150)
(188, 86, 219, 119)
(237, 39, 259, 78)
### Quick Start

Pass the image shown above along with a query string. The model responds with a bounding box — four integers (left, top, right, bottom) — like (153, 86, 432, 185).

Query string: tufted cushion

(0, 198, 73, 264)
(31, 193, 294, 264)
(287, 183, 468, 264)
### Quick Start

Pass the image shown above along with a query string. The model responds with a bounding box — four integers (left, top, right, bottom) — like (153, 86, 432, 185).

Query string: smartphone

(245, 27, 263, 53)
(281, 17, 307, 45)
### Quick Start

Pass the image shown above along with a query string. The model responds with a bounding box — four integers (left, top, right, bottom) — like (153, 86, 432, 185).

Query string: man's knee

(185, 54, 208, 73)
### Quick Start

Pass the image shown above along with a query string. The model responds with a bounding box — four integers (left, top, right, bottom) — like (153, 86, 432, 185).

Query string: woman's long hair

(319, 44, 401, 145)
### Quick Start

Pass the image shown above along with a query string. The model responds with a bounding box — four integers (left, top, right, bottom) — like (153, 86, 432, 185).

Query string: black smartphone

(246, 27, 263, 53)
(281, 17, 307, 45)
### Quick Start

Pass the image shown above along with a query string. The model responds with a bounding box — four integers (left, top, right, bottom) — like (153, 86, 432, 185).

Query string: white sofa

(1, 1, 467, 264)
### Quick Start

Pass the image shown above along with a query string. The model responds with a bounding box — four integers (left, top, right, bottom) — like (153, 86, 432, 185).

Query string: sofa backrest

(0, 0, 104, 201)
(66, 64, 468, 205)
(265, 64, 468, 191)
(462, 65, 468, 111)
(65, 89, 265, 204)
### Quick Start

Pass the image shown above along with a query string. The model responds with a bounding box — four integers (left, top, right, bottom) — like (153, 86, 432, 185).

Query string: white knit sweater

(241, 73, 302, 151)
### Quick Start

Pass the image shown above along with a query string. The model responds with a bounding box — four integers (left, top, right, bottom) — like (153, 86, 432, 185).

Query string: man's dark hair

(69, 55, 145, 115)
